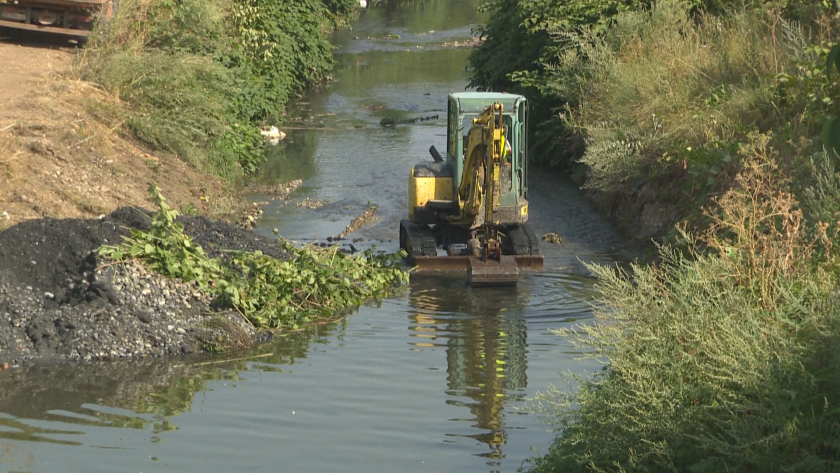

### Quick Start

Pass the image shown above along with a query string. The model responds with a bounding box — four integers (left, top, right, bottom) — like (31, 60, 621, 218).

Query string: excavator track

(400, 219, 437, 263)
(506, 224, 539, 256)
(404, 222, 544, 277)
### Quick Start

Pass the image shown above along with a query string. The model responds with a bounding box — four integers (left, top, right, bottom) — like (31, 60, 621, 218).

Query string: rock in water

(542, 232, 563, 244)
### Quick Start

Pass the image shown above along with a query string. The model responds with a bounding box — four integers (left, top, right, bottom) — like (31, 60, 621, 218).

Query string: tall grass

(521, 3, 840, 471)
(75, 0, 259, 181)
(552, 1, 806, 192)
(74, 0, 357, 182)
(528, 143, 840, 472)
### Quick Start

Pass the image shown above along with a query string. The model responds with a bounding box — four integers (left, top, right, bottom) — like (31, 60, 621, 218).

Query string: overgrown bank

(468, 0, 840, 470)
(469, 0, 838, 240)
(76, 0, 359, 182)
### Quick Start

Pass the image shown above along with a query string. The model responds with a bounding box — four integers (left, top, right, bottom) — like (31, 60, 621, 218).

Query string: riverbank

(469, 1, 840, 470)
(0, 0, 400, 367)
(0, 198, 407, 367)
(0, 207, 283, 366)
(0, 37, 255, 227)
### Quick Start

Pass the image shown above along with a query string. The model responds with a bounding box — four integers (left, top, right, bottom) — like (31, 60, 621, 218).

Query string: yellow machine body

(408, 168, 452, 223)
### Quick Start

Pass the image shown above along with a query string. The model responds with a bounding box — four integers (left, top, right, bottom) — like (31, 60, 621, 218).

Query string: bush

(99, 185, 409, 329)
(76, 0, 357, 182)
(565, 2, 805, 192)
(528, 147, 840, 472)
(226, 0, 348, 122)
(468, 0, 832, 166)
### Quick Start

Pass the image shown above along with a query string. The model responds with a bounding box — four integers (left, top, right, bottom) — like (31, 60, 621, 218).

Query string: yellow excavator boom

(455, 103, 505, 229)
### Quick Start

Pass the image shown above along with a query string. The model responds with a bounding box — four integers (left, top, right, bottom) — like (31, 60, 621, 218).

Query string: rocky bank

(0, 207, 289, 367)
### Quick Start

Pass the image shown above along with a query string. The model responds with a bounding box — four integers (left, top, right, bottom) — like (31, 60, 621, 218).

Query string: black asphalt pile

(0, 207, 288, 367)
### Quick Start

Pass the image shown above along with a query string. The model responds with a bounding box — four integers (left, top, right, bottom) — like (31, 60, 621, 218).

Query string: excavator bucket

(467, 255, 520, 286)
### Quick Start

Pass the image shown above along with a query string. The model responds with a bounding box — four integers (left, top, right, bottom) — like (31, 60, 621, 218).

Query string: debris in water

(244, 179, 302, 201)
(297, 197, 329, 209)
(440, 37, 482, 49)
(380, 114, 439, 127)
(259, 126, 286, 145)
(339, 205, 379, 239)
(542, 232, 563, 244)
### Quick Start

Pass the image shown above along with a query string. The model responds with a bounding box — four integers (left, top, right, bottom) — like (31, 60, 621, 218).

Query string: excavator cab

(401, 92, 543, 286)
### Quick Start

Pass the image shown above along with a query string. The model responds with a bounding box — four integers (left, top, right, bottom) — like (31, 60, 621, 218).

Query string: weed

(180, 203, 199, 216)
(75, 0, 356, 182)
(144, 159, 161, 175)
(528, 154, 840, 472)
(517, 4, 840, 473)
(99, 184, 409, 329)
(561, 2, 805, 192)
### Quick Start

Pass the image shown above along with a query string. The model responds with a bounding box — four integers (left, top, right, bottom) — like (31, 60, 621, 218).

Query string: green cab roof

(450, 92, 526, 114)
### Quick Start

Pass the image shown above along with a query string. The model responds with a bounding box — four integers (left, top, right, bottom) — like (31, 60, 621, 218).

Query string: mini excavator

(400, 92, 543, 286)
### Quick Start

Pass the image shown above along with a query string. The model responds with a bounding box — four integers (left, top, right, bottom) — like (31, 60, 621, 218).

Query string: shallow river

(0, 3, 640, 472)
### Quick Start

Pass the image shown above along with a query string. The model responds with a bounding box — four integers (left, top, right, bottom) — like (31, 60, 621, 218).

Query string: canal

(0, 2, 640, 472)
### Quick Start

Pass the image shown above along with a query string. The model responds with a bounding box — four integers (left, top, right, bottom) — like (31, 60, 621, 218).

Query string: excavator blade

(467, 255, 520, 286)
(408, 255, 544, 286)
(411, 255, 544, 272)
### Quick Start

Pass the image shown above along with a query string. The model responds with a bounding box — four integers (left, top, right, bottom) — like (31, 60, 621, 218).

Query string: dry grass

(531, 144, 840, 472)
(0, 134, 21, 180)
(558, 1, 819, 192)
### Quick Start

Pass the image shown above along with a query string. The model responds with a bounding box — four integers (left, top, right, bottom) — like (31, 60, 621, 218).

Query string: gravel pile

(0, 207, 287, 367)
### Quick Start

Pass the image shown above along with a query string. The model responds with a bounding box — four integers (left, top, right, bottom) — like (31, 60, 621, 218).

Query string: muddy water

(0, 3, 641, 472)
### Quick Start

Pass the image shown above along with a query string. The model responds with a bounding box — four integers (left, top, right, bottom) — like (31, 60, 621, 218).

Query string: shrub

(555, 2, 806, 192)
(99, 185, 409, 329)
(76, 0, 357, 182)
(226, 0, 347, 122)
(527, 145, 840, 472)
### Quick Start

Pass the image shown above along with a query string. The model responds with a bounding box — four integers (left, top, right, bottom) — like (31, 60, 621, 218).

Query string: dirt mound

(0, 208, 288, 367)
(0, 207, 139, 297)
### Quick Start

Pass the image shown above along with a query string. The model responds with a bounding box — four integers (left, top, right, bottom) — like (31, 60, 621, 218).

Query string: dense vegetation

(468, 0, 840, 471)
(75, 0, 358, 181)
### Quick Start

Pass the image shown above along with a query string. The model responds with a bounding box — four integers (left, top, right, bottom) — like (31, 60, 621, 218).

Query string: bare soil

(0, 33, 247, 228)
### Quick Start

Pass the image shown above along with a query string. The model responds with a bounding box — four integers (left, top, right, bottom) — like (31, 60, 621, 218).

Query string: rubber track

(401, 220, 438, 260)
(508, 224, 539, 255)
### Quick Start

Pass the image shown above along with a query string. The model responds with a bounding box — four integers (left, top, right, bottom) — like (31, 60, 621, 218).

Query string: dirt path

(0, 36, 72, 111)
(0, 33, 245, 229)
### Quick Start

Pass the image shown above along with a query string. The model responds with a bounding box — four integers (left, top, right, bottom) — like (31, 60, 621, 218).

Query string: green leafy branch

(99, 184, 408, 330)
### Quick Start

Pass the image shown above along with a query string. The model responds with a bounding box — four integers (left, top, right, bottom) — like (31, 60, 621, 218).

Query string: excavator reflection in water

(407, 277, 530, 468)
